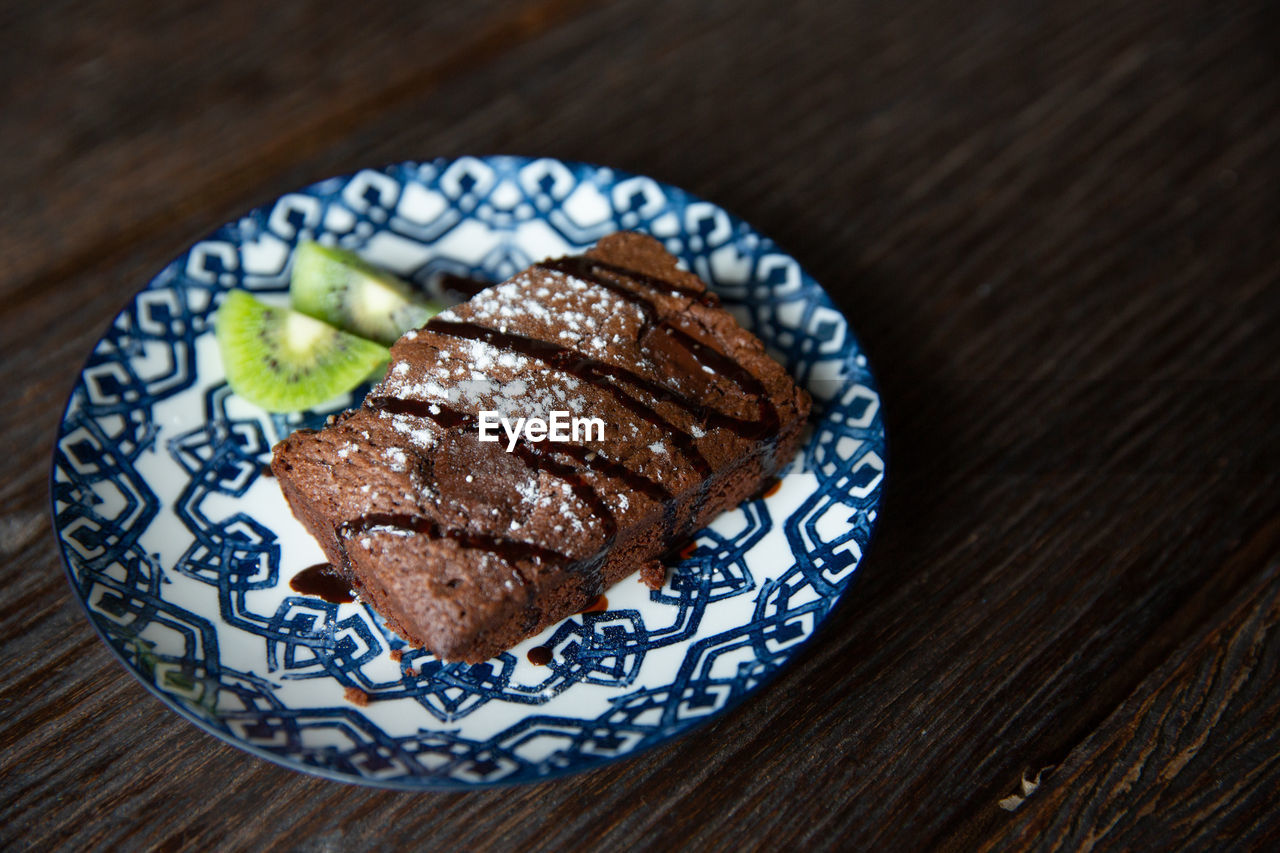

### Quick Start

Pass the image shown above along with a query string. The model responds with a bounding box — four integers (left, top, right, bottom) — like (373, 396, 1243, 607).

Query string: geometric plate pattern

(50, 156, 885, 788)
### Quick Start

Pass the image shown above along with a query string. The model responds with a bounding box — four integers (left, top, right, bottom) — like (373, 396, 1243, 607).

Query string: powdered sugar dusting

(514, 475, 540, 505)
(387, 412, 440, 450)
(383, 447, 407, 472)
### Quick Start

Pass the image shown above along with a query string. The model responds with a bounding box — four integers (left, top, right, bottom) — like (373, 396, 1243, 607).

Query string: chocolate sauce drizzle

(360, 396, 668, 587)
(338, 256, 781, 580)
(339, 511, 570, 566)
(366, 396, 618, 551)
(558, 257, 722, 307)
(543, 256, 779, 438)
(371, 395, 671, 504)
(422, 319, 716, 476)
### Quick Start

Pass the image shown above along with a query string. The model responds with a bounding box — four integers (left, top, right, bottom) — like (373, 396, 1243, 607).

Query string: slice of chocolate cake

(271, 232, 811, 663)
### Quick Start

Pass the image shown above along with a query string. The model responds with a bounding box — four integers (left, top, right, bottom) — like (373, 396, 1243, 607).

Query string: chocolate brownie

(271, 232, 811, 663)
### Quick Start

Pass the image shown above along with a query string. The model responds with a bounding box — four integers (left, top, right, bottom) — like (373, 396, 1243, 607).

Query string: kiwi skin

(214, 289, 390, 413)
(290, 241, 442, 345)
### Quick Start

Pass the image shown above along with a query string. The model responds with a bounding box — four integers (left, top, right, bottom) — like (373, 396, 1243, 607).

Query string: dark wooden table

(4, 1, 1278, 849)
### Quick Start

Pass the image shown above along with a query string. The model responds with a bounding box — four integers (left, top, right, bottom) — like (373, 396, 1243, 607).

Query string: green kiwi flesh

(214, 289, 390, 412)
(290, 241, 442, 345)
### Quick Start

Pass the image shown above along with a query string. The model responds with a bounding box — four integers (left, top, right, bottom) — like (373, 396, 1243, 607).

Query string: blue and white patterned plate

(50, 156, 885, 788)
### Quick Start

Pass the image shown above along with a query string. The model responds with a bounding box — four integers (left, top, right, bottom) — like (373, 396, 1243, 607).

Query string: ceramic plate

(51, 156, 885, 788)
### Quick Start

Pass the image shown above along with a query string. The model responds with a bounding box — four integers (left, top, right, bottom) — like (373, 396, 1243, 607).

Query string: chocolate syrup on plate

(580, 594, 608, 613)
(290, 563, 356, 603)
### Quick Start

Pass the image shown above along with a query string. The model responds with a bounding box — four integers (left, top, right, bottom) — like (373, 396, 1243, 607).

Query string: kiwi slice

(290, 241, 442, 345)
(214, 289, 390, 412)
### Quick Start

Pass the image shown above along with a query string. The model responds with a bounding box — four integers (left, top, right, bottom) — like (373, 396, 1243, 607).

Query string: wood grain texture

(982, 558, 1280, 850)
(2, 0, 1278, 849)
